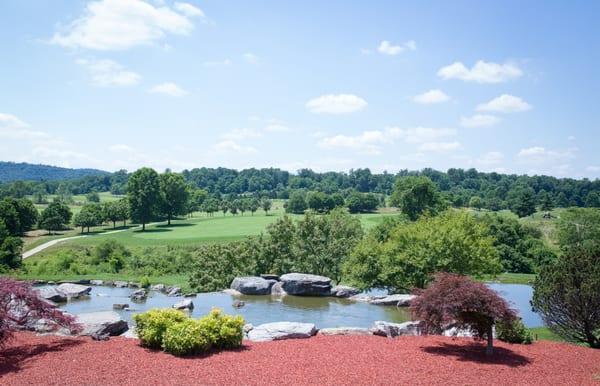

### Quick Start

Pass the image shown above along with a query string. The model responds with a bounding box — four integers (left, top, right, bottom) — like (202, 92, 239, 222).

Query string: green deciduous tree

(532, 208, 600, 348)
(344, 210, 501, 292)
(261, 198, 272, 215)
(285, 191, 307, 214)
(73, 203, 103, 233)
(159, 171, 189, 225)
(0, 222, 23, 269)
(127, 167, 160, 231)
(389, 176, 446, 220)
(38, 200, 72, 234)
(509, 187, 536, 217)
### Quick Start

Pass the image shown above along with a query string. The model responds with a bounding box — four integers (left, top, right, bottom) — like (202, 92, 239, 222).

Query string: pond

(45, 283, 543, 329)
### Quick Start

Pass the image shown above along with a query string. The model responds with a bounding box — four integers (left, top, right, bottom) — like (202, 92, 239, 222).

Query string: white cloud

(222, 128, 262, 140)
(318, 126, 456, 154)
(517, 146, 576, 164)
(306, 94, 367, 114)
(77, 59, 141, 87)
(477, 94, 532, 113)
(477, 151, 504, 165)
(0, 113, 49, 140)
(377, 40, 416, 55)
(51, 0, 200, 50)
(460, 114, 501, 128)
(243, 53, 259, 65)
(149, 82, 188, 97)
(412, 89, 450, 104)
(213, 140, 257, 155)
(418, 141, 462, 152)
(437, 60, 523, 83)
(174, 2, 204, 17)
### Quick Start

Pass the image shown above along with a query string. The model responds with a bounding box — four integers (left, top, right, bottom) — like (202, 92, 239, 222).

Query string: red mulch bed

(1, 332, 599, 385)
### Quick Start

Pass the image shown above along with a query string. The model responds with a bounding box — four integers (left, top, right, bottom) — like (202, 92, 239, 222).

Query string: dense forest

(0, 161, 108, 183)
(1, 164, 600, 210)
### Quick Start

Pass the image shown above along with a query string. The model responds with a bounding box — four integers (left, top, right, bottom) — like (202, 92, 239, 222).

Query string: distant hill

(0, 161, 109, 183)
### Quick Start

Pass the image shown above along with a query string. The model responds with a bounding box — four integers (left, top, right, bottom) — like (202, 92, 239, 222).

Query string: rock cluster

(228, 273, 360, 298)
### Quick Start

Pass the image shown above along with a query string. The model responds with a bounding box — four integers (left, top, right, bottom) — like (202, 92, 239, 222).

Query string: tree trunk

(486, 324, 494, 356)
(168, 213, 171, 225)
(113, 221, 116, 229)
(87, 226, 90, 233)
(142, 222, 145, 231)
(81, 226, 84, 233)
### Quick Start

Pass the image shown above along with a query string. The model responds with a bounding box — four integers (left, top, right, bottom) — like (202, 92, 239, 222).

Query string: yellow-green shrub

(162, 319, 211, 356)
(198, 308, 245, 349)
(133, 309, 188, 349)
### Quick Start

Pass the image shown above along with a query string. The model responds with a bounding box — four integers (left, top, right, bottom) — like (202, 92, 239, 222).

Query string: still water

(47, 283, 542, 329)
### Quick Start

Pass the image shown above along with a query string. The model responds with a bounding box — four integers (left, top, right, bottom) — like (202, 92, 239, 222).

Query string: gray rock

(247, 322, 317, 342)
(222, 288, 242, 296)
(167, 286, 182, 297)
(113, 281, 129, 288)
(130, 289, 147, 302)
(230, 276, 275, 295)
(260, 274, 280, 281)
(128, 282, 141, 288)
(348, 294, 373, 303)
(120, 329, 138, 339)
(38, 287, 67, 303)
(233, 300, 245, 308)
(330, 285, 360, 298)
(150, 283, 166, 292)
(442, 326, 474, 338)
(173, 299, 194, 310)
(77, 311, 128, 337)
(370, 321, 421, 337)
(57, 283, 92, 298)
(280, 273, 331, 296)
(184, 293, 197, 298)
(368, 294, 416, 307)
(270, 281, 287, 296)
(90, 280, 104, 286)
(113, 303, 129, 310)
(318, 327, 372, 336)
(33, 280, 47, 286)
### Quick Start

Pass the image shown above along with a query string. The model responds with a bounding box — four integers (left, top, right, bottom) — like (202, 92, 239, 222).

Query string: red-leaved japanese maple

(0, 277, 80, 347)
(410, 273, 516, 356)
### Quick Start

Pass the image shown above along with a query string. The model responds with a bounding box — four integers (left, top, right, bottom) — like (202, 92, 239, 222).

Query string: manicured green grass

(481, 273, 537, 285)
(529, 327, 565, 342)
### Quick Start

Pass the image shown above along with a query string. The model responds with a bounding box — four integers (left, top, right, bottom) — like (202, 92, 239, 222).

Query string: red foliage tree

(0, 277, 80, 347)
(410, 273, 516, 356)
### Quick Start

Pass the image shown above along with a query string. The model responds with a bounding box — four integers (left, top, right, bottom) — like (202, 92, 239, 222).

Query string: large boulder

(368, 294, 416, 307)
(247, 322, 317, 342)
(150, 284, 166, 292)
(318, 327, 372, 336)
(166, 286, 182, 297)
(90, 280, 104, 286)
(280, 273, 331, 296)
(56, 283, 92, 298)
(173, 299, 194, 310)
(230, 276, 275, 295)
(270, 281, 287, 296)
(370, 321, 421, 337)
(113, 281, 129, 288)
(330, 285, 360, 298)
(76, 311, 128, 337)
(38, 287, 67, 303)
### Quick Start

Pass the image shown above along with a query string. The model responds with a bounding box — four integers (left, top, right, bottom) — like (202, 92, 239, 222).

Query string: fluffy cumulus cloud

(318, 126, 457, 155)
(51, 0, 204, 50)
(149, 82, 188, 97)
(517, 146, 575, 161)
(460, 114, 500, 128)
(477, 151, 504, 166)
(477, 94, 532, 113)
(0, 113, 49, 140)
(213, 140, 257, 155)
(77, 59, 141, 87)
(437, 60, 523, 83)
(412, 89, 450, 104)
(306, 94, 367, 114)
(377, 40, 416, 55)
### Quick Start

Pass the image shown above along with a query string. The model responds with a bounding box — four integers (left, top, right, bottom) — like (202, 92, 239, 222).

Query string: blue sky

(0, 0, 599, 177)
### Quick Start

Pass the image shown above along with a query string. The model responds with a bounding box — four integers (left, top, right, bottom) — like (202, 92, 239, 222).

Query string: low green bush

(162, 319, 211, 356)
(140, 276, 151, 288)
(133, 309, 188, 349)
(198, 308, 245, 349)
(496, 318, 533, 344)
